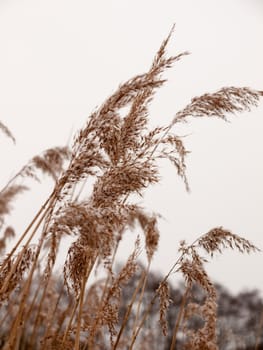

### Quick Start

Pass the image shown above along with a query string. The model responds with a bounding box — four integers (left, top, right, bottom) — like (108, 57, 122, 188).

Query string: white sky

(0, 0, 263, 294)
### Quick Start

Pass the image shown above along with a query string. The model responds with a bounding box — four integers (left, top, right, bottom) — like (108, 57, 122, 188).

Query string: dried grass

(0, 121, 15, 144)
(0, 26, 262, 349)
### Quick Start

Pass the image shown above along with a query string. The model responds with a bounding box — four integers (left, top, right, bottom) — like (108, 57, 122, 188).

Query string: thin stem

(6, 233, 47, 348)
(74, 252, 98, 349)
(131, 261, 151, 340)
(61, 298, 79, 346)
(127, 232, 210, 349)
(113, 272, 145, 350)
(29, 276, 51, 347)
(170, 283, 191, 350)
(0, 173, 20, 194)
(148, 124, 172, 159)
(74, 279, 86, 350)
(128, 293, 158, 350)
(41, 287, 64, 349)
(128, 254, 186, 349)
(0, 198, 53, 297)
(0, 190, 55, 274)
(4, 193, 57, 349)
(21, 276, 43, 347)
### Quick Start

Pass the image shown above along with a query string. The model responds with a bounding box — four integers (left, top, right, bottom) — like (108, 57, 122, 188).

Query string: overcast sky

(0, 0, 263, 294)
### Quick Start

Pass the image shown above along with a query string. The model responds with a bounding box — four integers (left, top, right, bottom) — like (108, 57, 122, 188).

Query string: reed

(0, 27, 262, 349)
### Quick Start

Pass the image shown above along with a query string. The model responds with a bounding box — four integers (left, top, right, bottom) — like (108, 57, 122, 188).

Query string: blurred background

(0, 0, 262, 294)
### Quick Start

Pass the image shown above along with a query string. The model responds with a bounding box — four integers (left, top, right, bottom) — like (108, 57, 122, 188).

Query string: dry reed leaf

(0, 121, 15, 143)
(0, 227, 15, 254)
(0, 185, 28, 228)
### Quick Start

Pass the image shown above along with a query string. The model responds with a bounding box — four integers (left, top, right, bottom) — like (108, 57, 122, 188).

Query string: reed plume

(0, 26, 262, 349)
